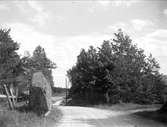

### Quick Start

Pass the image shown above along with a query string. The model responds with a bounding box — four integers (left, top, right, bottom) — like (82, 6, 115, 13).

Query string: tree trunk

(15, 87, 18, 102)
(105, 90, 110, 104)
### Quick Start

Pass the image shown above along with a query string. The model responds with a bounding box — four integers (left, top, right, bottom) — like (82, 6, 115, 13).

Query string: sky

(0, 0, 167, 87)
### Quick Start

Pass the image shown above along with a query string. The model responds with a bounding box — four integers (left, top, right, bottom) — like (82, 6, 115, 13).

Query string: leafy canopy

(67, 30, 164, 104)
(0, 29, 20, 83)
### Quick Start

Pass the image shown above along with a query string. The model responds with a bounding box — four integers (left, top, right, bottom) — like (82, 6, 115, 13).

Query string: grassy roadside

(94, 103, 162, 111)
(0, 106, 62, 127)
(94, 103, 167, 126)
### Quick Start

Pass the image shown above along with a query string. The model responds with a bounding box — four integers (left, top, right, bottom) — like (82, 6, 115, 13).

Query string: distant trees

(22, 46, 56, 89)
(68, 46, 113, 104)
(67, 30, 165, 105)
(32, 46, 56, 88)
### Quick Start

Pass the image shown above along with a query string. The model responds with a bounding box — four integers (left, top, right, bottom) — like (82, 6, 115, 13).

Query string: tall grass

(95, 103, 161, 111)
(0, 106, 62, 127)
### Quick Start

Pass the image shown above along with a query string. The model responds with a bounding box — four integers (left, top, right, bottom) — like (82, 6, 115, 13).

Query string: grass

(94, 103, 162, 111)
(0, 101, 62, 127)
(133, 110, 167, 124)
(94, 103, 167, 127)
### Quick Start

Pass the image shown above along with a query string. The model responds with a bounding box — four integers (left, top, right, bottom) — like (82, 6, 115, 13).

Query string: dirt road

(56, 106, 166, 127)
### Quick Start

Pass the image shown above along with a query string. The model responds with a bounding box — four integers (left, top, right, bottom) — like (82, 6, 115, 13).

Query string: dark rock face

(29, 71, 52, 116)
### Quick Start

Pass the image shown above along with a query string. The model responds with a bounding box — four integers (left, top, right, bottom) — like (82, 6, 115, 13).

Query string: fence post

(9, 83, 16, 108)
(65, 78, 67, 105)
(4, 84, 14, 110)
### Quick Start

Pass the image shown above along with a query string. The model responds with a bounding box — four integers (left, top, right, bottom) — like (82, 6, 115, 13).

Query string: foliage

(67, 30, 165, 105)
(0, 106, 62, 127)
(22, 46, 56, 88)
(0, 29, 20, 84)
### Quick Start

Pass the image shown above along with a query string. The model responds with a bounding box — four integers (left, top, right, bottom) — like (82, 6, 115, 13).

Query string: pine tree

(31, 46, 56, 88)
(0, 29, 20, 109)
(67, 29, 165, 105)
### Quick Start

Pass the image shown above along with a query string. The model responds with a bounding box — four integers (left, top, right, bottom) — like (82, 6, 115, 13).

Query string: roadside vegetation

(52, 87, 67, 97)
(95, 103, 161, 112)
(0, 105, 62, 127)
(0, 28, 61, 126)
(67, 29, 166, 105)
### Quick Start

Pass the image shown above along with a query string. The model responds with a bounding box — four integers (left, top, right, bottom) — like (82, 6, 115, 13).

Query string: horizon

(0, 0, 167, 87)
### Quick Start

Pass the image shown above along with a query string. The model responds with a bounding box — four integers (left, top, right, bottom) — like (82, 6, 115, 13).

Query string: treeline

(67, 30, 165, 105)
(21, 45, 56, 89)
(52, 87, 67, 94)
(0, 28, 56, 97)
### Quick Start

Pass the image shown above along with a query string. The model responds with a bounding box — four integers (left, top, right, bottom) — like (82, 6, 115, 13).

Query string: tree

(107, 30, 164, 103)
(30, 46, 56, 89)
(67, 29, 165, 105)
(0, 29, 20, 109)
(68, 45, 115, 104)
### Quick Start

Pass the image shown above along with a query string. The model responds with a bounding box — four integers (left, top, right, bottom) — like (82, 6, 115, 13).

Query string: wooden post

(4, 84, 14, 110)
(65, 78, 67, 105)
(15, 87, 18, 102)
(9, 83, 16, 108)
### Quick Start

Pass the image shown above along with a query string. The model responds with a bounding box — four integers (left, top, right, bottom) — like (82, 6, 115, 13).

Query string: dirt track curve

(56, 106, 165, 127)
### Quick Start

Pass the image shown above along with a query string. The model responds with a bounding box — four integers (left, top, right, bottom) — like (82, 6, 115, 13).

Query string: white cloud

(8, 23, 67, 87)
(104, 22, 136, 37)
(131, 19, 154, 31)
(135, 29, 167, 74)
(164, 9, 167, 15)
(97, 0, 138, 7)
(105, 22, 167, 74)
(107, 22, 127, 31)
(2, 23, 55, 55)
(2, 22, 167, 85)
(97, 0, 111, 6)
(105, 19, 154, 37)
(27, 1, 50, 25)
(32, 13, 49, 26)
(0, 22, 112, 87)
(0, 4, 9, 11)
(134, 29, 167, 56)
(14, 1, 50, 25)
(27, 1, 43, 12)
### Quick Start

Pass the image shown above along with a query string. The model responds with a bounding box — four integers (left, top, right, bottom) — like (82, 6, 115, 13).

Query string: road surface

(56, 106, 166, 127)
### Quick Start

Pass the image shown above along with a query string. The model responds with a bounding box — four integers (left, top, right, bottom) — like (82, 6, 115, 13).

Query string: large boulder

(29, 71, 52, 116)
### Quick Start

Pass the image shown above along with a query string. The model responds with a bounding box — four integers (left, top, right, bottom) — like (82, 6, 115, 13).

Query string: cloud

(104, 22, 137, 37)
(1, 23, 59, 71)
(2, 22, 167, 84)
(2, 23, 55, 55)
(131, 19, 154, 31)
(97, 0, 111, 6)
(164, 9, 167, 15)
(97, 0, 138, 7)
(0, 22, 112, 87)
(105, 19, 155, 38)
(106, 22, 127, 31)
(0, 4, 9, 11)
(14, 1, 50, 25)
(135, 29, 167, 74)
(27, 1, 50, 25)
(27, 1, 43, 12)
(1, 23, 67, 87)
(105, 22, 167, 74)
(132, 29, 167, 57)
